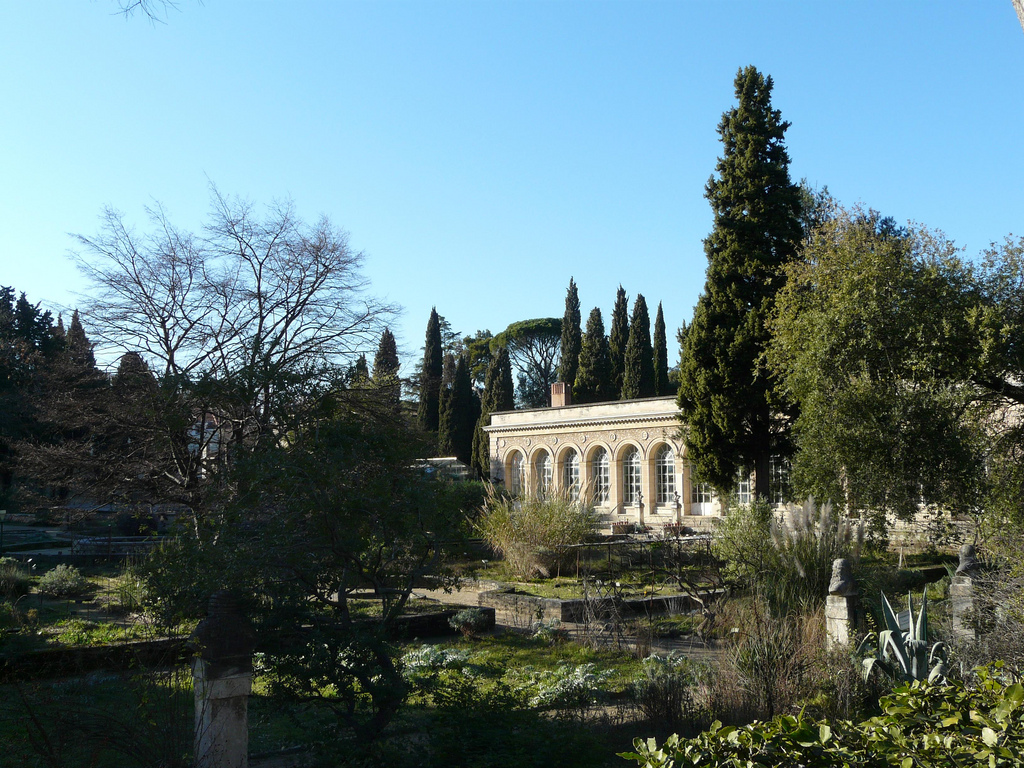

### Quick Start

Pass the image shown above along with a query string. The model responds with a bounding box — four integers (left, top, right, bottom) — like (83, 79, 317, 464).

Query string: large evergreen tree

(622, 294, 655, 399)
(573, 308, 613, 404)
(653, 302, 670, 396)
(677, 66, 803, 499)
(417, 308, 443, 432)
(471, 346, 515, 477)
(609, 286, 629, 398)
(558, 278, 581, 390)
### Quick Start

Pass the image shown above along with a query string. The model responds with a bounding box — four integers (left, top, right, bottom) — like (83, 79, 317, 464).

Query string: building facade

(484, 392, 733, 531)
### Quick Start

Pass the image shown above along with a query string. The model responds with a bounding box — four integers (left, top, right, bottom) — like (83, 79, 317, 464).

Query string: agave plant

(859, 590, 948, 684)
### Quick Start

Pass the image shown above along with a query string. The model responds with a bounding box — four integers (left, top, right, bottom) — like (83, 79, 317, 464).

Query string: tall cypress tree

(608, 286, 629, 399)
(372, 327, 401, 408)
(451, 355, 476, 464)
(653, 302, 670, 396)
(622, 294, 655, 399)
(417, 308, 443, 432)
(573, 308, 612, 404)
(558, 278, 581, 389)
(677, 66, 803, 499)
(471, 345, 515, 477)
(437, 353, 457, 456)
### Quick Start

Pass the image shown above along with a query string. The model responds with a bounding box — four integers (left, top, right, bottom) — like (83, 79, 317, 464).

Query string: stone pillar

(825, 558, 859, 649)
(191, 591, 256, 768)
(951, 543, 980, 642)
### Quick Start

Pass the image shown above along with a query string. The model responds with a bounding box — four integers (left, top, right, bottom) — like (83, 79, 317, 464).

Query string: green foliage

(678, 66, 803, 498)
(622, 294, 655, 400)
(621, 665, 1024, 768)
(859, 590, 949, 684)
(0, 556, 30, 600)
(769, 206, 987, 520)
(38, 564, 90, 599)
(574, 307, 613, 404)
(449, 607, 491, 638)
(609, 286, 630, 398)
(476, 488, 599, 579)
(559, 278, 582, 390)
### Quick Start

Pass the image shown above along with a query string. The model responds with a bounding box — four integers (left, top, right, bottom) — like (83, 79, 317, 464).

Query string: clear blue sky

(2, 1, 1022, 371)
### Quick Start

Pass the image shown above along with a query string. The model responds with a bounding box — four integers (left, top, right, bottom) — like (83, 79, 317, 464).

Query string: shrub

(476, 487, 599, 579)
(38, 564, 90, 599)
(401, 644, 471, 678)
(621, 664, 1024, 768)
(769, 497, 864, 610)
(531, 618, 569, 645)
(109, 568, 149, 615)
(716, 497, 864, 612)
(0, 557, 30, 601)
(448, 607, 491, 638)
(631, 653, 704, 734)
(525, 662, 612, 717)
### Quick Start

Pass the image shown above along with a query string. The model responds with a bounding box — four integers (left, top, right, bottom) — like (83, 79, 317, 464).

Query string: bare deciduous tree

(71, 189, 396, 511)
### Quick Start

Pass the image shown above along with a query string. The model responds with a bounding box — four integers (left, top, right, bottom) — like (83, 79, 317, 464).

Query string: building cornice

(484, 409, 681, 435)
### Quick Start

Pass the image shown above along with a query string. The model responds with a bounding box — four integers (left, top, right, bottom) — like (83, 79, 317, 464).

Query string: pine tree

(417, 308, 443, 432)
(677, 66, 803, 499)
(558, 278, 581, 389)
(622, 294, 655, 399)
(372, 327, 401, 408)
(471, 346, 514, 477)
(653, 302, 670, 396)
(573, 308, 612, 404)
(608, 286, 629, 398)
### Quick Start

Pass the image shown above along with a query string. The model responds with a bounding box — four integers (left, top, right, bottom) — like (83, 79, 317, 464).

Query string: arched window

(563, 450, 580, 496)
(509, 452, 525, 496)
(655, 445, 676, 504)
(591, 447, 610, 503)
(535, 450, 552, 497)
(622, 446, 641, 505)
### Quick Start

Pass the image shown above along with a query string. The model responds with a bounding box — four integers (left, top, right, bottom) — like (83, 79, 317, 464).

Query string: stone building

(484, 384, 752, 532)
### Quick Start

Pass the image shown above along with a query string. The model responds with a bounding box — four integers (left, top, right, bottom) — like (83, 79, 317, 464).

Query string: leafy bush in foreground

(621, 663, 1024, 768)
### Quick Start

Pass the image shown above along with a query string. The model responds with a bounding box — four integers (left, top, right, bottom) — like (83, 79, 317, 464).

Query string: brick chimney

(551, 382, 571, 407)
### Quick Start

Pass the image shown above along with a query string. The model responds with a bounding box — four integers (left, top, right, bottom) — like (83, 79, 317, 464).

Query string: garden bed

(479, 587, 710, 624)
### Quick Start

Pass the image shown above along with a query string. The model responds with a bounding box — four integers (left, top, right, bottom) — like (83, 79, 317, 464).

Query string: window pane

(564, 451, 580, 496)
(656, 445, 675, 504)
(509, 453, 524, 495)
(536, 451, 552, 496)
(623, 447, 641, 505)
(591, 448, 609, 503)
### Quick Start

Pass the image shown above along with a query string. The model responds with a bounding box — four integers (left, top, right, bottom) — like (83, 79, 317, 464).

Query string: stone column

(191, 591, 256, 768)
(825, 558, 859, 649)
(950, 543, 980, 642)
